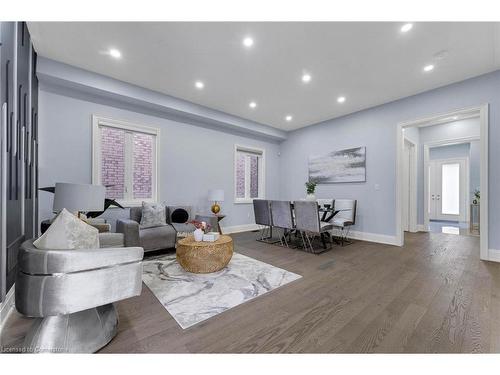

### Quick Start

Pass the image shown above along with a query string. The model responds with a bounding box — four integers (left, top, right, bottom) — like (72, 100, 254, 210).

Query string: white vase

(306, 193, 316, 201)
(193, 228, 204, 242)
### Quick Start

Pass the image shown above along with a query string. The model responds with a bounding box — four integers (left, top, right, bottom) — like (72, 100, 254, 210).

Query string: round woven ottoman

(176, 235, 233, 273)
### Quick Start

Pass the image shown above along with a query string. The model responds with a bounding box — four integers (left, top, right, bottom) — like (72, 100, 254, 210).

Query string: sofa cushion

(139, 225, 177, 251)
(130, 206, 142, 223)
(171, 222, 196, 233)
(99, 233, 125, 248)
(140, 202, 167, 229)
(33, 208, 99, 250)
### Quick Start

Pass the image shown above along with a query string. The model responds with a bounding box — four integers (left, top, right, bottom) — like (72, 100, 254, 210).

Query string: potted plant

(473, 189, 480, 205)
(305, 181, 317, 201)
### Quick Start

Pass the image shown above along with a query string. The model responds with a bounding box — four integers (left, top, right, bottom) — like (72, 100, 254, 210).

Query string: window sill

(234, 198, 262, 204)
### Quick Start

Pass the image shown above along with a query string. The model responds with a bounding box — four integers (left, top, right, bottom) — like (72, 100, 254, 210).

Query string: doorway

(396, 105, 489, 260)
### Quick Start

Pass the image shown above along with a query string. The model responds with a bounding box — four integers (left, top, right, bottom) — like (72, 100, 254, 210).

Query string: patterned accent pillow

(140, 202, 167, 229)
(34, 208, 100, 249)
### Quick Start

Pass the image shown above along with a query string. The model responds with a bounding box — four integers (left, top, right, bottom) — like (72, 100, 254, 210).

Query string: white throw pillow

(140, 202, 167, 229)
(33, 208, 100, 250)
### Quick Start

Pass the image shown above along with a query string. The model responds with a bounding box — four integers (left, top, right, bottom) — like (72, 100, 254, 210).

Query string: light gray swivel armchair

(15, 238, 144, 353)
(269, 200, 295, 247)
(294, 200, 333, 253)
(116, 205, 195, 252)
(331, 199, 357, 246)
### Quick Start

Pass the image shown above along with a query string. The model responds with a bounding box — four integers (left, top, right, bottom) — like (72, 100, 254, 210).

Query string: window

(234, 145, 265, 203)
(92, 116, 159, 206)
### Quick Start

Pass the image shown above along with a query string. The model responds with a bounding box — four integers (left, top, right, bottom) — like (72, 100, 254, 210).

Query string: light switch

(374, 184, 380, 191)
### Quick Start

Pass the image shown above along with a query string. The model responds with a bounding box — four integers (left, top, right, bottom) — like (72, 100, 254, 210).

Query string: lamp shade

(53, 183, 106, 213)
(208, 189, 224, 202)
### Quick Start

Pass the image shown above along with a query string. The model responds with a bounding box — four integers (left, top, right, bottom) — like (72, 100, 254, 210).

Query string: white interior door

(428, 158, 468, 222)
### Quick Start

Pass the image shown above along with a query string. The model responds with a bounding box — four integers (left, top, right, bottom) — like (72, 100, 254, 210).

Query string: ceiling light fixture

(302, 73, 312, 83)
(108, 48, 122, 59)
(337, 96, 346, 103)
(243, 37, 254, 47)
(195, 81, 204, 89)
(249, 101, 257, 109)
(423, 64, 435, 72)
(400, 23, 413, 33)
(285, 115, 293, 122)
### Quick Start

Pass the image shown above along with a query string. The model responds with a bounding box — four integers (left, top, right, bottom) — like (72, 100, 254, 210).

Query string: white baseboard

(0, 285, 15, 332)
(222, 223, 260, 234)
(417, 225, 428, 232)
(348, 230, 399, 246)
(488, 249, 500, 263)
(223, 224, 399, 246)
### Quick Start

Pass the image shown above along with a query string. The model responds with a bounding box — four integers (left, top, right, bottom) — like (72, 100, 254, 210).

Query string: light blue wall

(429, 143, 470, 160)
(37, 61, 500, 250)
(279, 70, 500, 250)
(38, 90, 281, 231)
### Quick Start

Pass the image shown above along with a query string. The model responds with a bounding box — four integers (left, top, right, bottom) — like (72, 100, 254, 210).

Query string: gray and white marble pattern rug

(142, 253, 301, 329)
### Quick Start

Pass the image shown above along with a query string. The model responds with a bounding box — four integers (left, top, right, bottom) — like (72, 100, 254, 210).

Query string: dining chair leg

(283, 229, 289, 248)
(300, 231, 307, 251)
(320, 232, 327, 249)
(306, 233, 314, 253)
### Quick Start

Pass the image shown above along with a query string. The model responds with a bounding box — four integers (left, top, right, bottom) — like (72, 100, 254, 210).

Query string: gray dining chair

(253, 199, 274, 242)
(294, 200, 334, 253)
(269, 200, 295, 247)
(332, 199, 357, 246)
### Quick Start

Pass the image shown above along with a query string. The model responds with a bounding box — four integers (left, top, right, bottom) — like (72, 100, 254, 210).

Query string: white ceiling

(27, 22, 500, 131)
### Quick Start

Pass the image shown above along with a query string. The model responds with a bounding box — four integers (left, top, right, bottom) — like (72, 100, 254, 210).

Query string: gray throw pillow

(140, 202, 167, 229)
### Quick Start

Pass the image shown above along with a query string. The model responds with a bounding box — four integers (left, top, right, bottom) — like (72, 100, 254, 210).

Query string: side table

(195, 213, 226, 234)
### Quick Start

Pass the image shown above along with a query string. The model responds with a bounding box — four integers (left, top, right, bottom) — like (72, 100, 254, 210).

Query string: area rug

(142, 253, 301, 329)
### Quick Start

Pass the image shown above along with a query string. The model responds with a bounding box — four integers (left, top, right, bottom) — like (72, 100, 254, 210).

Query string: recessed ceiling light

(108, 48, 122, 59)
(401, 23, 413, 33)
(285, 115, 293, 122)
(302, 73, 312, 83)
(243, 37, 254, 47)
(337, 96, 346, 103)
(249, 101, 257, 109)
(195, 81, 204, 89)
(423, 64, 435, 72)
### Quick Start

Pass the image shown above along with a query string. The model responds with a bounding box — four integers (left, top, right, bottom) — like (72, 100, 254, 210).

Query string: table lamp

(53, 183, 106, 218)
(208, 189, 224, 215)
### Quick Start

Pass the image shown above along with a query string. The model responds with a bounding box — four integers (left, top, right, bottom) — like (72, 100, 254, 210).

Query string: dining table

(270, 202, 351, 248)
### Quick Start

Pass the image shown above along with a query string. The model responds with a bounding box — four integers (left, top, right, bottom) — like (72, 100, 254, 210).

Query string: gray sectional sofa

(116, 205, 197, 252)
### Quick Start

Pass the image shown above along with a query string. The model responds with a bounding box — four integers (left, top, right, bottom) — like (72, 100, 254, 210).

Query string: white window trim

(92, 115, 160, 207)
(234, 144, 265, 204)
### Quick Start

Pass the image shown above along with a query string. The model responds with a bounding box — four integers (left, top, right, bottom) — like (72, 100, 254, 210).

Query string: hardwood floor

(2, 231, 500, 353)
